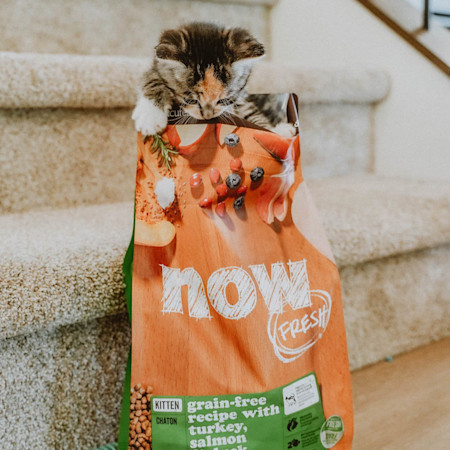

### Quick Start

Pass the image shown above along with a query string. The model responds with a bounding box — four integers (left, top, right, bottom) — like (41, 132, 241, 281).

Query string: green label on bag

(151, 372, 329, 449)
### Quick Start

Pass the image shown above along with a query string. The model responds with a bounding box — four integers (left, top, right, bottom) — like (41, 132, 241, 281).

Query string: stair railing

(356, 0, 450, 77)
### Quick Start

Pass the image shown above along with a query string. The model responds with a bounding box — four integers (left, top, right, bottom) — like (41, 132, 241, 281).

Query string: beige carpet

(0, 0, 272, 57)
(1, 175, 448, 354)
(0, 53, 389, 108)
(0, 53, 390, 215)
(0, 44, 447, 450)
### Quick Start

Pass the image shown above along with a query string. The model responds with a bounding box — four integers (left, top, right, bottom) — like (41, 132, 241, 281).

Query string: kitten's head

(154, 22, 265, 120)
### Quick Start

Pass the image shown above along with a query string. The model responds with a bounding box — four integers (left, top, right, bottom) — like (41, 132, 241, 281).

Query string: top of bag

(167, 93, 299, 133)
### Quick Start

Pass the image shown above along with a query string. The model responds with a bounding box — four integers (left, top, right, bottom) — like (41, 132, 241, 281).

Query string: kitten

(132, 22, 295, 137)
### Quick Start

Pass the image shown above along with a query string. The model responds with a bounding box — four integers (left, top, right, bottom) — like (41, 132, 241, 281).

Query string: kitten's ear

(228, 28, 265, 62)
(155, 29, 186, 65)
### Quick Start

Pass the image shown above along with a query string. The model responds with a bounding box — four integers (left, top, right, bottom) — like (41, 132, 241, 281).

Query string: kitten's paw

(271, 122, 297, 138)
(132, 96, 168, 136)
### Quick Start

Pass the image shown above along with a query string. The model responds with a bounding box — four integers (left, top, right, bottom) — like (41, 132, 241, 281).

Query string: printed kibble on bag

(128, 384, 152, 449)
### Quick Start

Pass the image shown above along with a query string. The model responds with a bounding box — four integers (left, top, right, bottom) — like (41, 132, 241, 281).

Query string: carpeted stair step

(0, 175, 448, 449)
(0, 0, 276, 57)
(0, 52, 389, 215)
(1, 175, 448, 359)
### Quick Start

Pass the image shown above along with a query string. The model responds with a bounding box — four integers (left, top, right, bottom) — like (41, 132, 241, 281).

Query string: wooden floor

(352, 338, 450, 450)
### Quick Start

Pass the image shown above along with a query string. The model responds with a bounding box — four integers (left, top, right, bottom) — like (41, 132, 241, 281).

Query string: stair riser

(0, 108, 136, 215)
(0, 314, 130, 450)
(0, 0, 270, 56)
(342, 244, 450, 370)
(300, 103, 372, 179)
(0, 104, 372, 214)
(0, 245, 448, 449)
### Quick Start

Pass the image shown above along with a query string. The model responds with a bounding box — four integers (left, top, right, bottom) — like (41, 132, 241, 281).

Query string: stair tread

(1, 175, 448, 339)
(309, 175, 450, 267)
(0, 52, 389, 109)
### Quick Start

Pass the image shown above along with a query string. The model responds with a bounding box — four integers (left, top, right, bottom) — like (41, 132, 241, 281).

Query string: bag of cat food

(119, 94, 353, 450)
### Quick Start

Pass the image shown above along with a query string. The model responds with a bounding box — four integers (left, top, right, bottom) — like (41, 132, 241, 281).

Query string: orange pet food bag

(121, 95, 353, 450)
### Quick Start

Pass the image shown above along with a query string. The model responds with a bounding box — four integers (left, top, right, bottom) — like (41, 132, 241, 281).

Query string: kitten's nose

(202, 105, 215, 119)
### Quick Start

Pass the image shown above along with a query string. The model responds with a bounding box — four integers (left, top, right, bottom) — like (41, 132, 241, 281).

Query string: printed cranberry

(233, 196, 245, 210)
(226, 173, 241, 189)
(189, 173, 203, 188)
(236, 185, 248, 196)
(199, 196, 213, 208)
(250, 167, 264, 182)
(209, 167, 220, 184)
(230, 158, 242, 171)
(224, 133, 240, 147)
(216, 183, 228, 197)
(215, 202, 226, 217)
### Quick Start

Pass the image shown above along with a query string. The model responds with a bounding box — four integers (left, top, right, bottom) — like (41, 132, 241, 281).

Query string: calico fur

(132, 22, 294, 137)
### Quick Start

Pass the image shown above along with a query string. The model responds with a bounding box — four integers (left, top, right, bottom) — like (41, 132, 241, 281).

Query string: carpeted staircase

(0, 2, 449, 448)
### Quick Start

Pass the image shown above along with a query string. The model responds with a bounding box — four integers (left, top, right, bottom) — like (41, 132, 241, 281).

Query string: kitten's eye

(217, 98, 233, 106)
(183, 98, 198, 105)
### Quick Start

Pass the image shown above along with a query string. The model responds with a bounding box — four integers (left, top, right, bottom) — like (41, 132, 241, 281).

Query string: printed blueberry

(224, 133, 240, 147)
(233, 196, 245, 210)
(250, 167, 265, 182)
(226, 173, 241, 189)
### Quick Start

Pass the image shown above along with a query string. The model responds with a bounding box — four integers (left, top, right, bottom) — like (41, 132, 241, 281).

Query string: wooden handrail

(356, 0, 450, 77)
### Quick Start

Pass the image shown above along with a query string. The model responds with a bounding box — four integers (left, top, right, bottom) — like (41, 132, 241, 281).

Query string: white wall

(270, 0, 450, 181)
